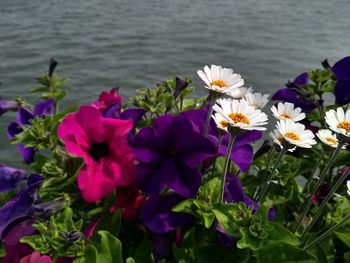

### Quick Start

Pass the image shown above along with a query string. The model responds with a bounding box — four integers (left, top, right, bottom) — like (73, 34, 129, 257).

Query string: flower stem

(220, 132, 236, 202)
(294, 141, 344, 233)
(300, 167, 350, 240)
(303, 213, 350, 251)
(254, 145, 276, 200)
(211, 134, 223, 179)
(302, 149, 325, 194)
(257, 148, 287, 202)
(203, 93, 216, 137)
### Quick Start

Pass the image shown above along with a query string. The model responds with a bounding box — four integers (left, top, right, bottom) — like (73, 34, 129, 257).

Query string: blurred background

(1, 0, 349, 165)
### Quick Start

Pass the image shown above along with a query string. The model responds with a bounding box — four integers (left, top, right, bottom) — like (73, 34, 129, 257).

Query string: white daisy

(347, 180, 350, 196)
(212, 112, 229, 132)
(276, 119, 317, 148)
(269, 129, 296, 152)
(197, 65, 244, 94)
(227, 87, 253, 99)
(212, 98, 268, 131)
(316, 129, 339, 148)
(243, 92, 269, 109)
(271, 102, 306, 122)
(325, 107, 350, 137)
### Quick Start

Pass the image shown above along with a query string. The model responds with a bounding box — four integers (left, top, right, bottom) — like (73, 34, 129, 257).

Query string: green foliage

(84, 231, 123, 263)
(327, 196, 350, 225)
(32, 73, 67, 102)
(21, 207, 84, 259)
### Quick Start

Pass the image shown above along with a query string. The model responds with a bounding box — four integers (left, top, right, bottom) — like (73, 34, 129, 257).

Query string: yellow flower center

(280, 114, 291, 119)
(325, 137, 337, 144)
(219, 120, 228, 128)
(229, 113, 250, 124)
(211, 80, 227, 88)
(337, 121, 350, 133)
(284, 132, 300, 141)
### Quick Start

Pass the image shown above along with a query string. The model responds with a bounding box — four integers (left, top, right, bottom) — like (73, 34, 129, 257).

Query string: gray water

(1, 0, 350, 166)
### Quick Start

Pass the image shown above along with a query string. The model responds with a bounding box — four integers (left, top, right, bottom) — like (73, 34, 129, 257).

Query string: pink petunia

(20, 251, 53, 263)
(91, 88, 122, 112)
(58, 106, 135, 202)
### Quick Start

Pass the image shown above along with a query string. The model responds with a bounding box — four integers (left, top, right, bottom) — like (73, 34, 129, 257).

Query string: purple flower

(0, 164, 27, 192)
(0, 174, 43, 239)
(130, 114, 216, 198)
(7, 99, 54, 164)
(139, 194, 192, 234)
(173, 77, 189, 99)
(272, 73, 316, 112)
(0, 98, 19, 117)
(331, 56, 350, 105)
(180, 108, 262, 172)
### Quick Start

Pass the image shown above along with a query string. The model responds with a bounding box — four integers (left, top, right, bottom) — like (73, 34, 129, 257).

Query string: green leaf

(335, 228, 350, 248)
(132, 237, 153, 263)
(92, 209, 122, 240)
(85, 231, 123, 263)
(266, 223, 300, 246)
(257, 241, 315, 263)
(198, 177, 221, 204)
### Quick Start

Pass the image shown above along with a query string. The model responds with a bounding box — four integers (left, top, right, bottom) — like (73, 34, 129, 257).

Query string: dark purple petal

(173, 77, 189, 99)
(334, 79, 350, 105)
(103, 102, 122, 119)
(140, 194, 192, 234)
(137, 159, 201, 198)
(0, 99, 19, 117)
(33, 99, 55, 116)
(120, 108, 146, 127)
(231, 145, 254, 173)
(221, 130, 262, 148)
(17, 145, 36, 164)
(150, 234, 171, 262)
(7, 122, 21, 138)
(332, 56, 350, 81)
(268, 206, 276, 221)
(0, 175, 43, 239)
(132, 147, 162, 163)
(174, 117, 216, 167)
(16, 108, 34, 125)
(293, 72, 309, 86)
(224, 174, 259, 212)
(180, 108, 218, 137)
(0, 164, 27, 192)
(271, 88, 316, 112)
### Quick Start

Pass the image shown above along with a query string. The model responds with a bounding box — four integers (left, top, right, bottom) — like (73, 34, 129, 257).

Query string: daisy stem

(211, 134, 223, 179)
(220, 131, 237, 203)
(294, 141, 344, 234)
(203, 93, 216, 137)
(257, 147, 287, 202)
(303, 213, 350, 251)
(302, 149, 326, 194)
(254, 145, 277, 200)
(300, 167, 350, 241)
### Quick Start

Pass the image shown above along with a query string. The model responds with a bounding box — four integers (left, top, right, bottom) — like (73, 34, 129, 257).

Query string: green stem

(302, 149, 326, 194)
(301, 167, 350, 240)
(203, 93, 216, 137)
(294, 141, 344, 233)
(254, 145, 277, 200)
(211, 134, 223, 179)
(303, 214, 350, 251)
(220, 132, 236, 202)
(257, 148, 287, 202)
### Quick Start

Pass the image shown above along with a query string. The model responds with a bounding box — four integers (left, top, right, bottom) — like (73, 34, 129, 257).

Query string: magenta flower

(57, 106, 135, 202)
(20, 251, 54, 263)
(91, 88, 123, 118)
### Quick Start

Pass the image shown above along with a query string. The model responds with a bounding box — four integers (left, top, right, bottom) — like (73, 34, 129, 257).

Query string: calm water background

(0, 0, 349, 165)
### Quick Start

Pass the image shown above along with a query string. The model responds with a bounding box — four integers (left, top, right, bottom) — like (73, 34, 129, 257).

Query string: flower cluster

(1, 57, 350, 263)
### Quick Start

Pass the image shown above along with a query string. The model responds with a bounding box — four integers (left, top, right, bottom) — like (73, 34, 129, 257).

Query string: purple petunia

(130, 114, 217, 198)
(7, 99, 54, 164)
(331, 56, 350, 105)
(272, 72, 316, 112)
(139, 194, 192, 234)
(0, 164, 27, 193)
(0, 98, 19, 117)
(180, 108, 262, 172)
